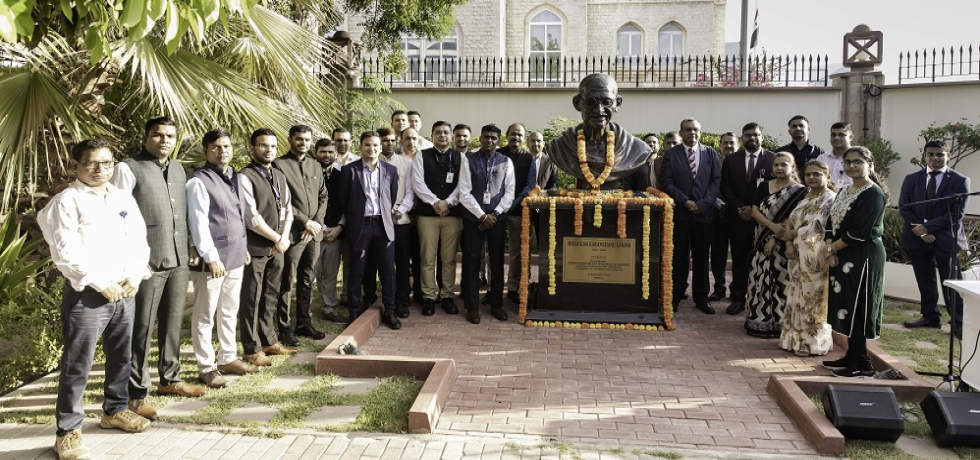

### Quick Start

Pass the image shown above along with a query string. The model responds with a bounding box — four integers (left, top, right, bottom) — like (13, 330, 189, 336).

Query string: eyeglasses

(581, 97, 616, 109)
(79, 160, 116, 170)
(842, 159, 867, 166)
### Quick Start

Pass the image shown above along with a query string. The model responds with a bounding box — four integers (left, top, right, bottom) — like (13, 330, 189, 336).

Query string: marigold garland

(617, 199, 627, 238)
(641, 205, 651, 300)
(548, 198, 557, 295)
(647, 187, 676, 331)
(573, 199, 584, 235)
(593, 200, 602, 228)
(576, 129, 616, 190)
(518, 203, 531, 323)
(523, 320, 666, 331)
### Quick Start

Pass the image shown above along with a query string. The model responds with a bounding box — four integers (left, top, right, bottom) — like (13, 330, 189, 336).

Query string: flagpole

(739, 0, 750, 86)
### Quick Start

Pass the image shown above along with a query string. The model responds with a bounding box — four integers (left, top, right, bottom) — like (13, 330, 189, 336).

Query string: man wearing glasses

(39, 139, 153, 460)
(111, 117, 205, 422)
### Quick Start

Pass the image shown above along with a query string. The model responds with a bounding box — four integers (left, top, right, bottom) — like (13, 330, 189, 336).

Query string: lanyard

(253, 164, 281, 212)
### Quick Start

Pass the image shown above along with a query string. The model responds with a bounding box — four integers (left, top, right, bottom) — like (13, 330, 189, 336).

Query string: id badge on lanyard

(483, 190, 492, 205)
(445, 172, 454, 183)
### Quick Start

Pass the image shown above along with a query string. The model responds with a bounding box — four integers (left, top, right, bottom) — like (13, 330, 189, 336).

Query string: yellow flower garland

(593, 200, 602, 228)
(576, 129, 616, 190)
(617, 199, 627, 238)
(642, 205, 651, 300)
(548, 198, 557, 295)
(573, 199, 584, 235)
(518, 204, 531, 323)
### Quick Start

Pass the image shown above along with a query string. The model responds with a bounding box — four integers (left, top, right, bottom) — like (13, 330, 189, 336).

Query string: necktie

(688, 148, 696, 176)
(747, 153, 756, 179)
(927, 170, 939, 200)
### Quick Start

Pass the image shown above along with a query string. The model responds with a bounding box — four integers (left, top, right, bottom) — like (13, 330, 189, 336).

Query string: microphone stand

(902, 190, 978, 391)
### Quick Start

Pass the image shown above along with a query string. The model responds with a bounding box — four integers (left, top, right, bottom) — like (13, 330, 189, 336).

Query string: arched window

(529, 10, 562, 83)
(617, 24, 642, 57)
(658, 23, 684, 58)
(401, 27, 458, 83)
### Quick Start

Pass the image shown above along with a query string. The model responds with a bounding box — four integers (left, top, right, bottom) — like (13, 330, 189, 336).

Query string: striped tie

(688, 148, 696, 176)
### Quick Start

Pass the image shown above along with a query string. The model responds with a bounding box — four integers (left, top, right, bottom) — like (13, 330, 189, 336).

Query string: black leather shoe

(295, 325, 326, 340)
(382, 311, 402, 330)
(322, 310, 348, 324)
(726, 301, 745, 315)
(491, 308, 508, 321)
(903, 316, 941, 329)
(507, 291, 520, 304)
(441, 297, 459, 314)
(279, 331, 300, 347)
(422, 300, 435, 316)
(395, 304, 410, 318)
(709, 290, 726, 301)
(481, 294, 490, 305)
(466, 310, 481, 324)
(696, 302, 715, 315)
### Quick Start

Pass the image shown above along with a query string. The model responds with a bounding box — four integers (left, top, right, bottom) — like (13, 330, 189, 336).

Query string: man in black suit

(901, 140, 970, 337)
(709, 132, 739, 301)
(720, 122, 774, 315)
(658, 118, 722, 314)
(324, 131, 402, 330)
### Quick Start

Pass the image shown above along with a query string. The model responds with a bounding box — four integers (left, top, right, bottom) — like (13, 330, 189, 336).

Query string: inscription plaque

(562, 237, 635, 284)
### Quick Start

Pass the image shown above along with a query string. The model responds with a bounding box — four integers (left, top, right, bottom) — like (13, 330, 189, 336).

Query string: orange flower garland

(548, 198, 557, 295)
(576, 129, 616, 190)
(641, 205, 651, 300)
(647, 187, 676, 331)
(573, 199, 584, 235)
(518, 203, 531, 323)
(617, 199, 627, 238)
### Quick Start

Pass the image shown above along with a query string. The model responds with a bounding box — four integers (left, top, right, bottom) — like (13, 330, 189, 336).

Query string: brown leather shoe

(262, 343, 296, 356)
(199, 370, 228, 388)
(156, 381, 206, 397)
(218, 359, 260, 375)
(128, 398, 157, 420)
(244, 352, 273, 367)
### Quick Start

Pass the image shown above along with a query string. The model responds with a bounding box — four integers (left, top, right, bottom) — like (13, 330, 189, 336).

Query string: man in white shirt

(816, 122, 855, 190)
(395, 128, 425, 304)
(38, 139, 153, 460)
(378, 127, 414, 317)
(186, 130, 258, 389)
(458, 125, 516, 324)
(408, 110, 435, 150)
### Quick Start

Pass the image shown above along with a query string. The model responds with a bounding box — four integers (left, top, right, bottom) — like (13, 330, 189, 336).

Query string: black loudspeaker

(821, 384, 904, 442)
(920, 391, 980, 447)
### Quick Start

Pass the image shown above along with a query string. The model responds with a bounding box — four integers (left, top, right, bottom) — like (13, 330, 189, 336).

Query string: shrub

(856, 136, 901, 178)
(916, 118, 980, 168)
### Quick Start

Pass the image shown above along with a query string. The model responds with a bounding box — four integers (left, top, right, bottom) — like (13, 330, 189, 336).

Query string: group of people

(651, 115, 968, 380)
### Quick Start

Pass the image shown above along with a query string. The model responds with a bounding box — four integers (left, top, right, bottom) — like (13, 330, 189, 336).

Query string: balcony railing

(359, 54, 830, 89)
(897, 45, 980, 83)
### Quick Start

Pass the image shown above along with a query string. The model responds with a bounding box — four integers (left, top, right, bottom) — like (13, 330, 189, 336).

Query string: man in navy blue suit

(325, 131, 402, 330)
(900, 140, 970, 338)
(658, 118, 722, 314)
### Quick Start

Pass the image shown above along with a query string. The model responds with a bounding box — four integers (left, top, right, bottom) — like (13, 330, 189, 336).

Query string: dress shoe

(322, 310, 348, 324)
(422, 299, 436, 316)
(128, 398, 157, 420)
(262, 343, 297, 355)
(726, 301, 745, 315)
(218, 359, 259, 375)
(382, 311, 402, 330)
(821, 355, 852, 370)
(199, 370, 227, 388)
(295, 324, 326, 340)
(695, 302, 715, 315)
(903, 316, 941, 329)
(395, 304, 410, 318)
(156, 382, 206, 397)
(441, 297, 459, 314)
(507, 291, 520, 304)
(709, 290, 726, 301)
(481, 294, 490, 305)
(466, 310, 481, 324)
(491, 308, 508, 321)
(244, 352, 273, 367)
(279, 331, 300, 347)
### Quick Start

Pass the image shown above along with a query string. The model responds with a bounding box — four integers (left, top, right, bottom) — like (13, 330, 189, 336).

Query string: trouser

(279, 239, 319, 329)
(129, 265, 188, 398)
(57, 285, 133, 435)
(672, 219, 711, 303)
(727, 219, 756, 303)
(410, 224, 423, 301)
(347, 222, 396, 318)
(507, 214, 535, 292)
(910, 247, 964, 328)
(418, 215, 462, 300)
(462, 218, 507, 312)
(710, 220, 729, 293)
(191, 267, 244, 373)
(394, 224, 412, 306)
(240, 253, 283, 354)
(318, 238, 348, 313)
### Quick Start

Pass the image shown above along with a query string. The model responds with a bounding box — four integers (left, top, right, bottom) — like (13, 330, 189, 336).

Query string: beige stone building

(345, 0, 727, 80)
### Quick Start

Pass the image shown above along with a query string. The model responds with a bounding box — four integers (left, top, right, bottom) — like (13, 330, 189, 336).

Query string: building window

(402, 27, 458, 83)
(658, 23, 684, 58)
(529, 10, 562, 83)
(617, 24, 642, 57)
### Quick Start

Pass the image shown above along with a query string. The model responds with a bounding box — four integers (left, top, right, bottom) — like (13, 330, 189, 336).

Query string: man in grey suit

(111, 117, 205, 421)
(658, 118, 722, 315)
(274, 125, 328, 345)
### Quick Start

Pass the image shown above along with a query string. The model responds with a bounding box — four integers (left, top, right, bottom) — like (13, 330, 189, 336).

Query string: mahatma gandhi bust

(546, 73, 653, 189)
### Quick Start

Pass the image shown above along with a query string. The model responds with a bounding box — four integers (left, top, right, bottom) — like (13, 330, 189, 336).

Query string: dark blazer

(535, 153, 559, 190)
(274, 153, 328, 242)
(899, 168, 970, 252)
(720, 149, 774, 220)
(324, 159, 398, 243)
(658, 144, 722, 223)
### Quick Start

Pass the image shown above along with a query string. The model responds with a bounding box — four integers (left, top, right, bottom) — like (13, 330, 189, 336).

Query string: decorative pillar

(831, 24, 884, 141)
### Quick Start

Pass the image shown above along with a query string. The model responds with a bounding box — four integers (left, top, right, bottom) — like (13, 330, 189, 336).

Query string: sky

(724, 0, 980, 84)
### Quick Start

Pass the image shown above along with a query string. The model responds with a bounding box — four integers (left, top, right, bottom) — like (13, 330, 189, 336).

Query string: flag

(750, 8, 759, 49)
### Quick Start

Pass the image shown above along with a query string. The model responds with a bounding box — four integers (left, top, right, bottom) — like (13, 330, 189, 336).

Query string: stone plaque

(562, 237, 635, 284)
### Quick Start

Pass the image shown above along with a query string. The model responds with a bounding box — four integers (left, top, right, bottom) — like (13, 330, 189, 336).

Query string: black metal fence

(360, 54, 830, 89)
(897, 45, 980, 83)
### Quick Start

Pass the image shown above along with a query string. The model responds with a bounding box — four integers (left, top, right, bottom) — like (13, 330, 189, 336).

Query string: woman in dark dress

(821, 146, 887, 378)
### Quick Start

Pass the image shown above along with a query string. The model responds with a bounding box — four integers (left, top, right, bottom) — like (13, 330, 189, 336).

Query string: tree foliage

(916, 118, 980, 168)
